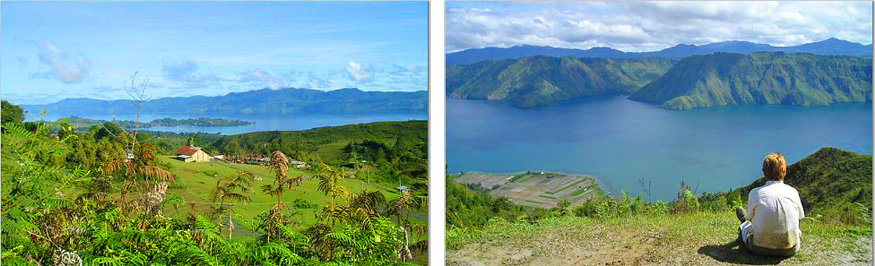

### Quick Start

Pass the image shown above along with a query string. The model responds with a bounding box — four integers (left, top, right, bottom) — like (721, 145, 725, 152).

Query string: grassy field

(447, 211, 872, 265)
(158, 156, 426, 235)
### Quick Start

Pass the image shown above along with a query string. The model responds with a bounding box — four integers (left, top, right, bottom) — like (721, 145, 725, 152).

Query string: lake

(447, 96, 872, 201)
(31, 113, 427, 135)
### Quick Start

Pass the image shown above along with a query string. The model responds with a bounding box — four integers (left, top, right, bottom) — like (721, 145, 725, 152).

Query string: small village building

(176, 145, 211, 162)
(213, 154, 225, 160)
(397, 186, 411, 196)
(290, 160, 308, 169)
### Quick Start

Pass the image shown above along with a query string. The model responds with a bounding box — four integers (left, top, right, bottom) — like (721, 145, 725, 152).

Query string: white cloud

(236, 68, 288, 89)
(34, 42, 92, 83)
(161, 60, 221, 87)
(446, 1, 873, 52)
(346, 61, 374, 84)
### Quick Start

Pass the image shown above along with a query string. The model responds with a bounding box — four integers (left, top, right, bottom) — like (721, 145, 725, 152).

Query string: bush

(292, 199, 317, 209)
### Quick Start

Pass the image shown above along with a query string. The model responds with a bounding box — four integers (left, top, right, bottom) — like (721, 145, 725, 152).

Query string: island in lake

(63, 116, 254, 129)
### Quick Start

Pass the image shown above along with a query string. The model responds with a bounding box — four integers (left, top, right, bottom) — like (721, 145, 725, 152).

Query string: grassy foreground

(447, 211, 872, 265)
(159, 156, 426, 230)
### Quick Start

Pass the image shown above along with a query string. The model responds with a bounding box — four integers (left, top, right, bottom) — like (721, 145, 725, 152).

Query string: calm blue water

(32, 113, 427, 135)
(447, 96, 873, 201)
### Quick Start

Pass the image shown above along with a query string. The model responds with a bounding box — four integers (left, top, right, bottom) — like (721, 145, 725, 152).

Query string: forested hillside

(447, 56, 675, 107)
(630, 52, 872, 110)
(733, 148, 871, 220)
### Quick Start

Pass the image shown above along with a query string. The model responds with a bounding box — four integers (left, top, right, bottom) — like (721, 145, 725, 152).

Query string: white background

(428, 0, 446, 265)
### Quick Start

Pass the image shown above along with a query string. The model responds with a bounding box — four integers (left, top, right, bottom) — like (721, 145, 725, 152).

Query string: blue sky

(1, 1, 427, 105)
(447, 1, 872, 52)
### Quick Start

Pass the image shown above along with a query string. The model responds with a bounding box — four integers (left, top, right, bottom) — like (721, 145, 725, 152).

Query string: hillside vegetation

(2, 103, 428, 264)
(447, 56, 675, 107)
(207, 120, 426, 163)
(630, 52, 873, 110)
(447, 147, 872, 264)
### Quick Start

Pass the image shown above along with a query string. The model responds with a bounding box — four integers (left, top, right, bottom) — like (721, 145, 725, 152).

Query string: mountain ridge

(22, 87, 428, 116)
(447, 38, 873, 65)
(629, 52, 873, 110)
(447, 56, 676, 108)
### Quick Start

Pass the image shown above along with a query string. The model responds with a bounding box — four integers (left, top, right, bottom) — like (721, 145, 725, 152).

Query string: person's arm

(794, 190, 805, 219)
(746, 189, 757, 221)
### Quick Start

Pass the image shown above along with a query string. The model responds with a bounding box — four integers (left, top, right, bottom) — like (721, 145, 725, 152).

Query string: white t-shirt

(742, 180, 805, 250)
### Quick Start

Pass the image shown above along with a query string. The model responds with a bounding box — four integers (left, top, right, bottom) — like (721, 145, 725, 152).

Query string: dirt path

(447, 213, 872, 265)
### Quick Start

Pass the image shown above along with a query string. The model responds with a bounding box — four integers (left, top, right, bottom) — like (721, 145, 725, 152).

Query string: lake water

(447, 96, 872, 201)
(33, 113, 427, 135)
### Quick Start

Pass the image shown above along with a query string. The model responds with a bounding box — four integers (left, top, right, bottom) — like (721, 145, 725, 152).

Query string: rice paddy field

(454, 171, 602, 208)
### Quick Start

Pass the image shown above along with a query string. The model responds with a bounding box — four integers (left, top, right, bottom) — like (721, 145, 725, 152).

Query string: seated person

(735, 152, 804, 256)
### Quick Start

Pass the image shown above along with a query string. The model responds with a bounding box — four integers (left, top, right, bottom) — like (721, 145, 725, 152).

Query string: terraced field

(454, 172, 602, 208)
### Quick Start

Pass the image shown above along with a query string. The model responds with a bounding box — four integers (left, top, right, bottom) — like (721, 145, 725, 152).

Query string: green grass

(447, 211, 872, 265)
(160, 156, 425, 232)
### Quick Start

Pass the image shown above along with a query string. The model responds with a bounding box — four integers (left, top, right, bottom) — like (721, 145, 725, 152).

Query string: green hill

(207, 120, 426, 162)
(734, 148, 871, 219)
(630, 52, 873, 110)
(447, 56, 675, 108)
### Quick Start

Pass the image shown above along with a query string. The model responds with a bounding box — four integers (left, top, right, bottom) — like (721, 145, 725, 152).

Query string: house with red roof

(176, 145, 211, 162)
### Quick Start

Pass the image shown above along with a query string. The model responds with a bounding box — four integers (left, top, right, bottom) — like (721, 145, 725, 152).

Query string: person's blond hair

(762, 152, 787, 181)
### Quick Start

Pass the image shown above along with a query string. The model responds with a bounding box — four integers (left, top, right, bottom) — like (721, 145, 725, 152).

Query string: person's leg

(735, 206, 746, 223)
(746, 242, 797, 257)
(735, 207, 748, 244)
(739, 221, 751, 246)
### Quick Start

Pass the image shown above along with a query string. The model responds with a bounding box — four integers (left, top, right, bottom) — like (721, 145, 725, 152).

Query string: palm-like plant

(102, 141, 175, 218)
(211, 171, 254, 239)
(261, 151, 305, 205)
(258, 151, 304, 243)
(313, 163, 350, 229)
(386, 188, 424, 262)
(346, 191, 386, 231)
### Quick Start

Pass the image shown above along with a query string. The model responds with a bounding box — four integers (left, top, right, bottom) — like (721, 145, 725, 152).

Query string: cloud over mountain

(34, 42, 92, 83)
(346, 61, 374, 84)
(447, 1, 872, 52)
(161, 60, 221, 87)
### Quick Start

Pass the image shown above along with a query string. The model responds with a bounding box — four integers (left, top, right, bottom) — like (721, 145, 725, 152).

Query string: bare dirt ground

(447, 212, 872, 265)
(455, 172, 599, 208)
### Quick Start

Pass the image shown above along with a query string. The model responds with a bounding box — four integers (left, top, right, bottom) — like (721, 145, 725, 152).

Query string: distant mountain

(447, 38, 873, 65)
(447, 56, 676, 108)
(23, 88, 427, 116)
(629, 52, 872, 110)
(63, 116, 252, 129)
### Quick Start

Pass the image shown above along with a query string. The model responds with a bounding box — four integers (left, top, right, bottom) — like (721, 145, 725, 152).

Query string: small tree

(212, 171, 254, 238)
(258, 151, 304, 243)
